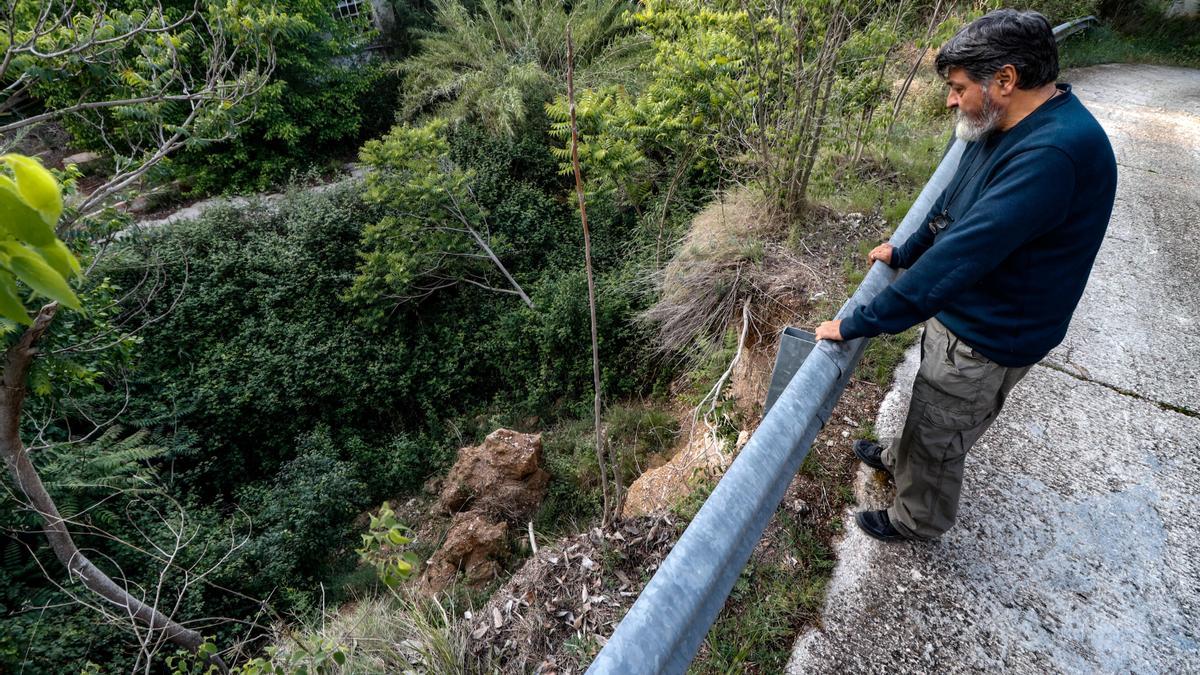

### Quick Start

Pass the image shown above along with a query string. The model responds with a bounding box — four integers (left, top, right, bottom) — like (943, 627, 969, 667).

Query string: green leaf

(33, 239, 81, 279)
(332, 651, 346, 666)
(7, 246, 81, 309)
(0, 273, 30, 325)
(0, 178, 56, 246)
(2, 154, 62, 230)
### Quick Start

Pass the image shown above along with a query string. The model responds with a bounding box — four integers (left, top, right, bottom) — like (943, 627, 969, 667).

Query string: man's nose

(946, 91, 959, 109)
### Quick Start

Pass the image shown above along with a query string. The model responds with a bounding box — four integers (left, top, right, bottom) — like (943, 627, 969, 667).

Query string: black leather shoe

(855, 509, 907, 542)
(853, 439, 890, 474)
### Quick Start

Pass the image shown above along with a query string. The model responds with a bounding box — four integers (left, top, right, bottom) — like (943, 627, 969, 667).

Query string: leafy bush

(170, 1, 399, 194)
(232, 442, 369, 595)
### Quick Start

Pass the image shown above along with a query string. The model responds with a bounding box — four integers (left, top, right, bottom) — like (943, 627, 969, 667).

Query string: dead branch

(0, 303, 228, 671)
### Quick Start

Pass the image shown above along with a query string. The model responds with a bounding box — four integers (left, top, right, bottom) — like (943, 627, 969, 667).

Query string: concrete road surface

(787, 64, 1200, 674)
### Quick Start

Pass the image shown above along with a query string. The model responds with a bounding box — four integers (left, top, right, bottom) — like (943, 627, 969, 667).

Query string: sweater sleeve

(840, 147, 1076, 341)
(889, 194, 942, 270)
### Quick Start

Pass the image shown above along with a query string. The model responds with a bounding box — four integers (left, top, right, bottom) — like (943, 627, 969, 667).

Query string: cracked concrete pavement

(787, 64, 1200, 674)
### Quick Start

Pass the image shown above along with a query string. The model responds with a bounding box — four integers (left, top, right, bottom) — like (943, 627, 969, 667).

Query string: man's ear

(994, 64, 1019, 95)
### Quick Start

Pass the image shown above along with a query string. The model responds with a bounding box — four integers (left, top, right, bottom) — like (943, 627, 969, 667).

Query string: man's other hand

(815, 319, 843, 341)
(868, 243, 894, 266)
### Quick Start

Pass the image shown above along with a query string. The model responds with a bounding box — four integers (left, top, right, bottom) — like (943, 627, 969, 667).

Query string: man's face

(945, 67, 1005, 142)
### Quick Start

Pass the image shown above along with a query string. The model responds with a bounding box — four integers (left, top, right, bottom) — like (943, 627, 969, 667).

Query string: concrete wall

(368, 0, 398, 36)
(1167, 0, 1198, 17)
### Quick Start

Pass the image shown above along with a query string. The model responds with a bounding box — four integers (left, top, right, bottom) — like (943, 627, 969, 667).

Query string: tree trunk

(0, 303, 226, 672)
(887, 0, 944, 145)
(566, 27, 612, 525)
(795, 17, 845, 213)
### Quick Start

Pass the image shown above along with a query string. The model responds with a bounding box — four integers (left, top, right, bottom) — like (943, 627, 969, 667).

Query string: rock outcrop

(438, 428, 549, 521)
(421, 429, 548, 593)
(421, 511, 508, 593)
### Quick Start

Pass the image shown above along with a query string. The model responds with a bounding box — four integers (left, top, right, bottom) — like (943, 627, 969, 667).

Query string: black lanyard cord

(930, 141, 993, 234)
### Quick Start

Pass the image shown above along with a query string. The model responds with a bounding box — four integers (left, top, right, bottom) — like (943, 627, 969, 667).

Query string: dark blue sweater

(839, 84, 1117, 367)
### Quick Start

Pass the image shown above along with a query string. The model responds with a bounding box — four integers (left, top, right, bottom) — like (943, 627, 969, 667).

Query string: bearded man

(814, 9, 1117, 542)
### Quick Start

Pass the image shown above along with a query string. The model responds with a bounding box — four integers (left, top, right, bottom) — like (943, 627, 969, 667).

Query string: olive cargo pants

(881, 318, 1031, 540)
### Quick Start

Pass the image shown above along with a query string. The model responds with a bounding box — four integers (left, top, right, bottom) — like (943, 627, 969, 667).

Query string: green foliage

(169, 1, 396, 194)
(237, 638, 348, 675)
(534, 418, 605, 535)
(546, 87, 650, 211)
(4, 1, 287, 198)
(534, 401, 679, 536)
(1058, 19, 1200, 69)
(165, 640, 222, 675)
(167, 636, 349, 675)
(356, 502, 419, 588)
(0, 155, 81, 319)
(605, 402, 678, 460)
(401, 0, 645, 136)
(228, 438, 369, 594)
(37, 427, 166, 534)
(353, 119, 525, 308)
(547, 0, 924, 216)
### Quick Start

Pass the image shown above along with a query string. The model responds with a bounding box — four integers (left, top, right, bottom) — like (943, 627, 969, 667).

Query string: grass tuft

(1059, 21, 1200, 70)
(855, 327, 919, 388)
(265, 587, 472, 674)
(690, 514, 834, 674)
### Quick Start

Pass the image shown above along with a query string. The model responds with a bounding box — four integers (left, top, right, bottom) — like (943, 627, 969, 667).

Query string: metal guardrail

(586, 17, 1096, 675)
(1053, 15, 1098, 42)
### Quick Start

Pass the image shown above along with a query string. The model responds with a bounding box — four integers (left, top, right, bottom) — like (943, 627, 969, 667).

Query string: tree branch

(0, 303, 227, 672)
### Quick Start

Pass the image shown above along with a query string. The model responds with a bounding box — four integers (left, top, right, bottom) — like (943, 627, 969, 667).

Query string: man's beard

(955, 86, 1004, 142)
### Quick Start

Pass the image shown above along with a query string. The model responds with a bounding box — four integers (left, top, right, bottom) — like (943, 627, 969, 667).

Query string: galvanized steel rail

(586, 18, 1095, 675)
(1053, 15, 1098, 42)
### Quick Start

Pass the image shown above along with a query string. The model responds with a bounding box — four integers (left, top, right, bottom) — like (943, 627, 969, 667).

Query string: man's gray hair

(936, 9, 1059, 89)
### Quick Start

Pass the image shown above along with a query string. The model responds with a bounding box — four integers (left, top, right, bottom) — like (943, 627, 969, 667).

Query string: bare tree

(566, 25, 621, 524)
(886, 0, 951, 144)
(7, 481, 261, 672)
(0, 0, 276, 224)
(0, 303, 236, 669)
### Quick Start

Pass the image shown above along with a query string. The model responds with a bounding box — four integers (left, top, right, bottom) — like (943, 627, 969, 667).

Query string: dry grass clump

(640, 190, 823, 362)
(267, 588, 471, 674)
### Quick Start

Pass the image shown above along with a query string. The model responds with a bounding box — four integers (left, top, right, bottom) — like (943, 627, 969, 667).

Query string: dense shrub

(88, 122, 671, 501)
(170, 2, 401, 194)
(232, 436, 369, 593)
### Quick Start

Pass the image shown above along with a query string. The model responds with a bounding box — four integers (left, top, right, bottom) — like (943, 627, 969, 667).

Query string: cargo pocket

(949, 339, 1006, 410)
(907, 401, 980, 536)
